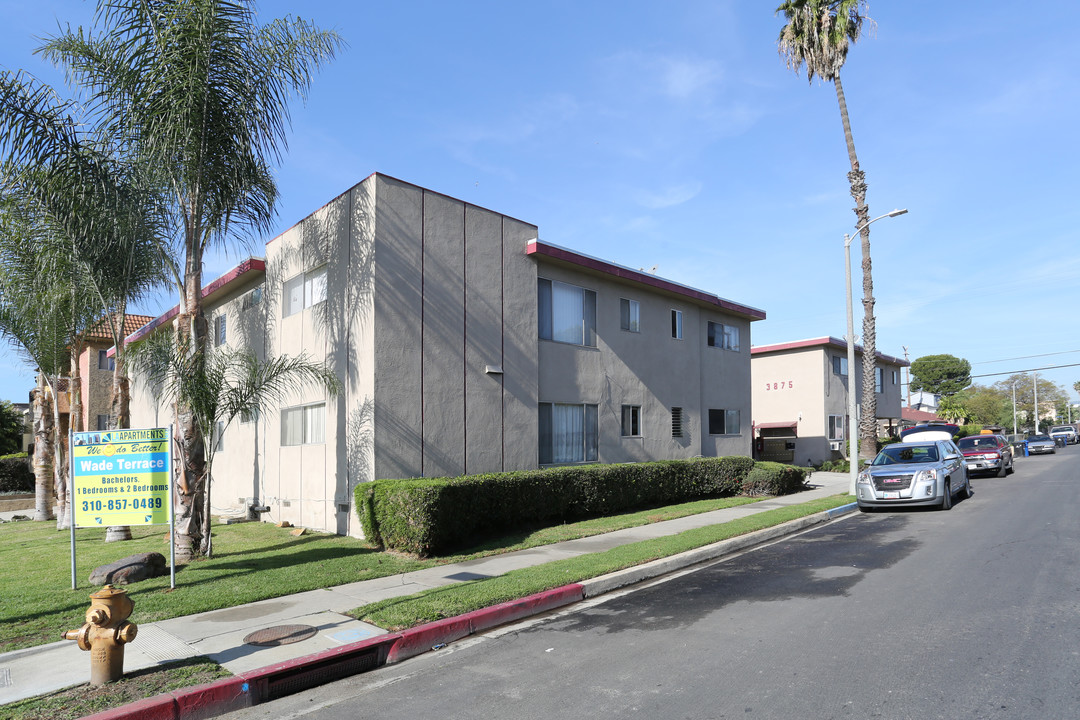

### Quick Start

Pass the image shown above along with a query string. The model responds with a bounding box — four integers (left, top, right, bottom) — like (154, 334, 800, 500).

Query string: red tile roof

(84, 314, 156, 342)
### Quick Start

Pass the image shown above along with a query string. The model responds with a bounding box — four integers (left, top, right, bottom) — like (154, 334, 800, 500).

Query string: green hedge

(0, 453, 33, 493)
(355, 456, 813, 557)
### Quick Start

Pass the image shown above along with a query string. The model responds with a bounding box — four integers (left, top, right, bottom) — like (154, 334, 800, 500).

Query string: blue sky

(2, 1, 1079, 408)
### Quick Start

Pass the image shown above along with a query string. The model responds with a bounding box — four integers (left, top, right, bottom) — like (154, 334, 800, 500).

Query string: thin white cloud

(633, 182, 703, 209)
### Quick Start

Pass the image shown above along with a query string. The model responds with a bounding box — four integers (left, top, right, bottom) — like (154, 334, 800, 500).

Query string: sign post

(69, 427, 174, 589)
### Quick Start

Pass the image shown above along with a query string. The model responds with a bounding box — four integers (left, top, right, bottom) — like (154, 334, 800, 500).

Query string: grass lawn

(0, 493, 765, 654)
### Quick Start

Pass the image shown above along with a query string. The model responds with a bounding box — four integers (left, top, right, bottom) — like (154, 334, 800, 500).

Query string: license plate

(883, 491, 900, 499)
(966, 463, 980, 470)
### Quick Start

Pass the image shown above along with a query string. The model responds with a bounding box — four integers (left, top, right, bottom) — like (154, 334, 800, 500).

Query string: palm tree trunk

(834, 72, 877, 461)
(32, 376, 55, 522)
(173, 242, 208, 561)
(50, 377, 70, 530)
(107, 309, 133, 543)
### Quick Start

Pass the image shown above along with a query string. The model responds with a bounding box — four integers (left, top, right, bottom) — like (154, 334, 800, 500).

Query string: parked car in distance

(1048, 425, 1078, 445)
(856, 436, 971, 512)
(1026, 434, 1056, 455)
(957, 434, 1013, 477)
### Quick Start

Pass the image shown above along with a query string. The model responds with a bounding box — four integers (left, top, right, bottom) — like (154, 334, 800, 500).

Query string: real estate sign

(70, 427, 172, 528)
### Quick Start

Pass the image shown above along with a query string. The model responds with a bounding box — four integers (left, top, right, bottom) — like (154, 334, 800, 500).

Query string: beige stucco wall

(751, 342, 905, 466)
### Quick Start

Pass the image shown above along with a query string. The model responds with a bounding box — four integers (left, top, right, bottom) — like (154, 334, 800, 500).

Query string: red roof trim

(751, 336, 908, 366)
(122, 257, 266, 347)
(526, 240, 766, 321)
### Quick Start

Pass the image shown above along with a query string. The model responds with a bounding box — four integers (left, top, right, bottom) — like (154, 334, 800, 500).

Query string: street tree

(993, 374, 1066, 434)
(39, 0, 343, 559)
(776, 0, 881, 460)
(0, 401, 24, 456)
(128, 331, 339, 557)
(909, 354, 972, 398)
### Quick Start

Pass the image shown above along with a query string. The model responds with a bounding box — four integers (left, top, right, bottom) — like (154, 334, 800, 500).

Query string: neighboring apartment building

(750, 337, 907, 467)
(127, 173, 765, 537)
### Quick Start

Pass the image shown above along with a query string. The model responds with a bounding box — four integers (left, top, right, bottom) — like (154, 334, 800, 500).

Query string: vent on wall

(671, 407, 684, 438)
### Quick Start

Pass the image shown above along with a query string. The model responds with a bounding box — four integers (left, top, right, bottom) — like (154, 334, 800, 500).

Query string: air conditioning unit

(829, 441, 841, 451)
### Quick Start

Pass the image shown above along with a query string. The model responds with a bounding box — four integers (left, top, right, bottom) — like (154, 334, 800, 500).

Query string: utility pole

(902, 346, 910, 408)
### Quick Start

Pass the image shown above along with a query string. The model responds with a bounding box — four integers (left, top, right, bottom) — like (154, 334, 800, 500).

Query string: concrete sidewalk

(0, 472, 851, 709)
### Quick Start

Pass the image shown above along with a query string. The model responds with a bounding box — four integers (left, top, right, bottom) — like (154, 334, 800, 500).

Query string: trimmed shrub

(0, 453, 33, 493)
(741, 461, 811, 497)
(356, 455, 763, 556)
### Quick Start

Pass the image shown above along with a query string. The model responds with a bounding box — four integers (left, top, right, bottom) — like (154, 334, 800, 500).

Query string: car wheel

(996, 461, 1007, 478)
(963, 475, 974, 498)
(941, 480, 952, 511)
(1007, 455, 1014, 474)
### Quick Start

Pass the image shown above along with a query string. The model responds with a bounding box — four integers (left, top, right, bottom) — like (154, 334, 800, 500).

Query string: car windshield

(1051, 427, 1072, 433)
(873, 444, 940, 465)
(957, 437, 998, 449)
(1030, 435, 1051, 442)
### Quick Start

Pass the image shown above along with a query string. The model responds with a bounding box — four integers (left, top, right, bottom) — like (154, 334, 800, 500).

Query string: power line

(970, 362, 1080, 380)
(971, 350, 1080, 366)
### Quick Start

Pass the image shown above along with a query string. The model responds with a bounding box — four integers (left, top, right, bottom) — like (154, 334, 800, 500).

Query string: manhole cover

(243, 624, 318, 647)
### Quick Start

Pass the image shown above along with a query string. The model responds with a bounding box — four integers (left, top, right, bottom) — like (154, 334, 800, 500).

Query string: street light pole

(845, 208, 908, 496)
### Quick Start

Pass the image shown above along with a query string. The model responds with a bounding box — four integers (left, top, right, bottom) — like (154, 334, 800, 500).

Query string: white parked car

(1048, 425, 1078, 445)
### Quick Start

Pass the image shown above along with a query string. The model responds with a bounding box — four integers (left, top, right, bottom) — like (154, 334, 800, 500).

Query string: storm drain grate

(265, 648, 381, 701)
(243, 624, 318, 647)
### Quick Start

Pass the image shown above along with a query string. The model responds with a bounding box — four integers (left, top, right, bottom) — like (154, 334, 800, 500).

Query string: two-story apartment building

(750, 337, 907, 467)
(127, 173, 765, 537)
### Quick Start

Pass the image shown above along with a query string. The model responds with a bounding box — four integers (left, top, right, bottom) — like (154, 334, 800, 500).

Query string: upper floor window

(97, 350, 115, 372)
(284, 266, 327, 318)
(538, 278, 596, 347)
(708, 408, 740, 435)
(875, 367, 883, 393)
(96, 414, 109, 431)
(214, 314, 227, 347)
(620, 298, 640, 333)
(281, 402, 326, 446)
(832, 356, 848, 376)
(707, 321, 739, 351)
(671, 310, 683, 339)
(892, 370, 899, 385)
(242, 285, 263, 311)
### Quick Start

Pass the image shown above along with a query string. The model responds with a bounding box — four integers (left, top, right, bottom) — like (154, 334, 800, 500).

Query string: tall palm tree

(128, 331, 339, 557)
(39, 0, 343, 558)
(776, 0, 880, 460)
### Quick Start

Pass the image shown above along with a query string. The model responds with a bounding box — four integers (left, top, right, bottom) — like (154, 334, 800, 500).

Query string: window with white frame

(832, 356, 848, 376)
(214, 421, 225, 452)
(242, 285, 263, 311)
(707, 321, 739, 351)
(240, 407, 259, 424)
(537, 278, 597, 347)
(875, 367, 883, 393)
(283, 266, 328, 318)
(708, 409, 740, 435)
(621, 405, 641, 437)
(828, 415, 845, 441)
(671, 310, 683, 339)
(214, 314, 227, 347)
(281, 402, 326, 446)
(892, 369, 899, 385)
(538, 402, 598, 464)
(619, 298, 640, 333)
(97, 350, 115, 372)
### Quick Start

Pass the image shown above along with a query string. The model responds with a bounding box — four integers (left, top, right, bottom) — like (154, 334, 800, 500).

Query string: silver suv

(856, 437, 971, 511)
(1048, 425, 1078, 445)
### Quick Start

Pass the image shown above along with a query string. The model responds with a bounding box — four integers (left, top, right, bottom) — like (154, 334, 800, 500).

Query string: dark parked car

(956, 434, 1013, 477)
(1026, 434, 1056, 455)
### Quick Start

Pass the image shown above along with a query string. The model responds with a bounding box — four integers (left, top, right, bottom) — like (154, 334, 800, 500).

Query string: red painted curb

(386, 584, 585, 664)
(172, 675, 252, 719)
(79, 692, 176, 720)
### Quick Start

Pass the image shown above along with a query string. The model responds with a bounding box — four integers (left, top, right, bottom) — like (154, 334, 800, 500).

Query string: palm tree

(776, 0, 880, 459)
(38, 0, 343, 558)
(128, 331, 339, 557)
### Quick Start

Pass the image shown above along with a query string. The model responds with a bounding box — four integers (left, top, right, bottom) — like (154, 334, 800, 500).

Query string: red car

(956, 434, 1014, 477)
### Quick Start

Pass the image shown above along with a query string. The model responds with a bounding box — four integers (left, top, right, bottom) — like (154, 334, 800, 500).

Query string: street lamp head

(885, 208, 908, 218)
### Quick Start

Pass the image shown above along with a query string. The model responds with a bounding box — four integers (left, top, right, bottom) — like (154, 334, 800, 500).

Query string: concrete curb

(78, 507, 853, 720)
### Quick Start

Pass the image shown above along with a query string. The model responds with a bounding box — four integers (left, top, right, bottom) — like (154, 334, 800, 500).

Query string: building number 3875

(765, 381, 793, 390)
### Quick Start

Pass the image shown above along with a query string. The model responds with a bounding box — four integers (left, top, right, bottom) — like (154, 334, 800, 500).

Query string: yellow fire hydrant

(62, 584, 139, 685)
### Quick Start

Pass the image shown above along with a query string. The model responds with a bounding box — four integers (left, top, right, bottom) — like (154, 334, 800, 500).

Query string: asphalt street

(220, 446, 1080, 720)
